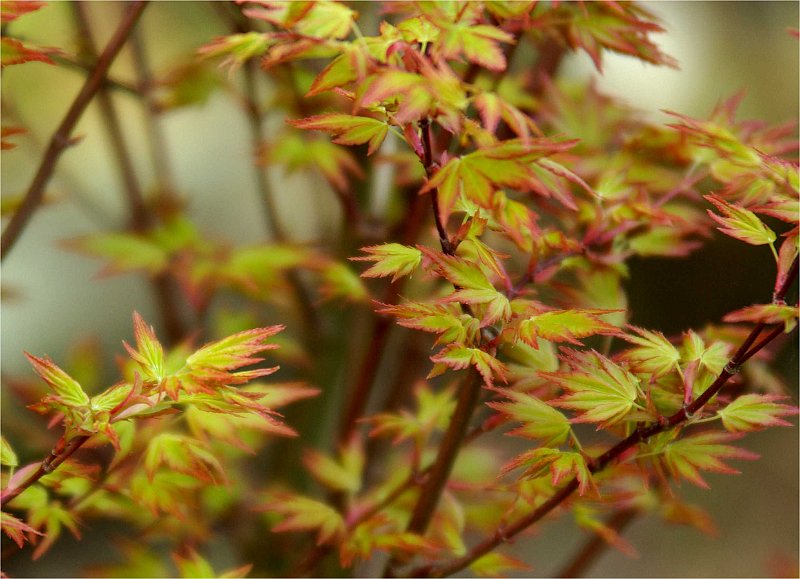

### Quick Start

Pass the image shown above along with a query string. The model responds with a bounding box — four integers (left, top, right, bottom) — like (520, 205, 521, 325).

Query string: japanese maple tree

(1, 1, 798, 578)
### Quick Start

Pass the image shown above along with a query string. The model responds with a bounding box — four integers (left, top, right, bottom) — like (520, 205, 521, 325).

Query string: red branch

(1, 1, 149, 261)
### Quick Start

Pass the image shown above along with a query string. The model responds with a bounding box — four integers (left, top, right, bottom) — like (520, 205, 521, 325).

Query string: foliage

(1, 1, 798, 578)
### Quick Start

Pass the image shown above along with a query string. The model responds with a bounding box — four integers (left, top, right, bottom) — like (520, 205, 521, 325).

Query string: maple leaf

(516, 308, 623, 348)
(620, 325, 682, 377)
(144, 433, 225, 484)
(439, 22, 515, 72)
(1, 126, 26, 150)
(1, 511, 43, 549)
(487, 389, 571, 447)
(419, 248, 511, 326)
(717, 394, 798, 433)
(547, 349, 643, 428)
(419, 138, 578, 224)
(502, 447, 596, 495)
(67, 232, 169, 276)
(429, 345, 507, 387)
(197, 32, 272, 70)
(172, 548, 252, 579)
(367, 382, 456, 444)
(289, 114, 389, 156)
(705, 195, 776, 246)
(350, 243, 422, 281)
(657, 431, 759, 488)
(123, 312, 165, 384)
(469, 552, 530, 578)
(265, 492, 346, 545)
(723, 303, 798, 333)
(377, 301, 478, 346)
(1, 1, 46, 23)
(303, 438, 364, 494)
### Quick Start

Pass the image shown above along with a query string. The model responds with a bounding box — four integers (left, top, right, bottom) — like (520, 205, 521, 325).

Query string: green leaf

(303, 438, 363, 494)
(723, 303, 798, 333)
(1, 37, 55, 67)
(144, 433, 225, 484)
(517, 309, 623, 347)
(470, 552, 529, 577)
(367, 383, 456, 444)
(439, 23, 515, 71)
(68, 232, 169, 275)
(658, 431, 758, 488)
(350, 243, 422, 281)
(705, 194, 776, 246)
(378, 301, 477, 346)
(289, 114, 389, 156)
(717, 394, 798, 432)
(25, 354, 89, 408)
(429, 345, 507, 387)
(547, 349, 642, 427)
(123, 312, 165, 383)
(0, 436, 18, 469)
(502, 447, 595, 495)
(487, 389, 571, 447)
(266, 492, 345, 545)
(621, 325, 681, 377)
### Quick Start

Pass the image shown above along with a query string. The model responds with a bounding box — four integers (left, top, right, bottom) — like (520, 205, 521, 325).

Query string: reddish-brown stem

(407, 257, 799, 578)
(71, 2, 184, 346)
(556, 507, 640, 578)
(0, 1, 148, 261)
(128, 27, 178, 205)
(1, 434, 90, 507)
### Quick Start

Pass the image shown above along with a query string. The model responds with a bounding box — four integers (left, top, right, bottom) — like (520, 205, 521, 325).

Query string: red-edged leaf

(350, 243, 422, 281)
(659, 431, 758, 488)
(265, 492, 345, 545)
(517, 309, 623, 347)
(289, 114, 389, 156)
(1, 37, 56, 67)
(723, 303, 798, 333)
(502, 447, 596, 495)
(620, 325, 681, 377)
(487, 389, 571, 447)
(547, 349, 642, 428)
(429, 345, 507, 386)
(1, 1, 46, 23)
(718, 394, 798, 432)
(705, 194, 776, 246)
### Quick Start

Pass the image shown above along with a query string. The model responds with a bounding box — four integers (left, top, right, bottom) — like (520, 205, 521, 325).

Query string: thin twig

(1, 0, 149, 261)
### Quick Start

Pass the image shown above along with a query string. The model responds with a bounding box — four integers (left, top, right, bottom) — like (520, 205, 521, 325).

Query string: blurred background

(2, 2, 797, 577)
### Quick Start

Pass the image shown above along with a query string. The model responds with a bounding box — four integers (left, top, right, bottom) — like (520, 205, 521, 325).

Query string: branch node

(723, 362, 741, 375)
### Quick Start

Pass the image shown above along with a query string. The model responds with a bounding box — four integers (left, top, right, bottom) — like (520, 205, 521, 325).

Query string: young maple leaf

(264, 492, 346, 545)
(377, 301, 478, 346)
(438, 22, 515, 71)
(1, 511, 43, 549)
(144, 433, 225, 484)
(289, 114, 389, 156)
(303, 437, 364, 494)
(366, 382, 456, 445)
(723, 303, 799, 333)
(705, 195, 777, 246)
(547, 349, 643, 428)
(350, 243, 422, 282)
(123, 312, 165, 384)
(487, 389, 572, 448)
(501, 447, 596, 495)
(429, 345, 507, 387)
(620, 325, 682, 377)
(172, 548, 252, 579)
(516, 308, 623, 348)
(658, 431, 758, 488)
(717, 394, 798, 433)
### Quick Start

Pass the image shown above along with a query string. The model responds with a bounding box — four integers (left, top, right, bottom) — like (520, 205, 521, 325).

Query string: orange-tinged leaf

(350, 243, 422, 281)
(25, 353, 89, 408)
(469, 552, 529, 577)
(547, 349, 642, 428)
(123, 312, 165, 383)
(2, 511, 42, 548)
(717, 394, 798, 432)
(303, 438, 363, 494)
(620, 325, 681, 377)
(723, 303, 798, 333)
(502, 447, 596, 495)
(266, 492, 345, 545)
(517, 309, 623, 347)
(1, 1, 46, 23)
(429, 345, 507, 387)
(705, 194, 776, 246)
(439, 23, 514, 72)
(377, 301, 476, 346)
(659, 431, 758, 488)
(1, 37, 55, 67)
(289, 114, 389, 156)
(1, 126, 26, 150)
